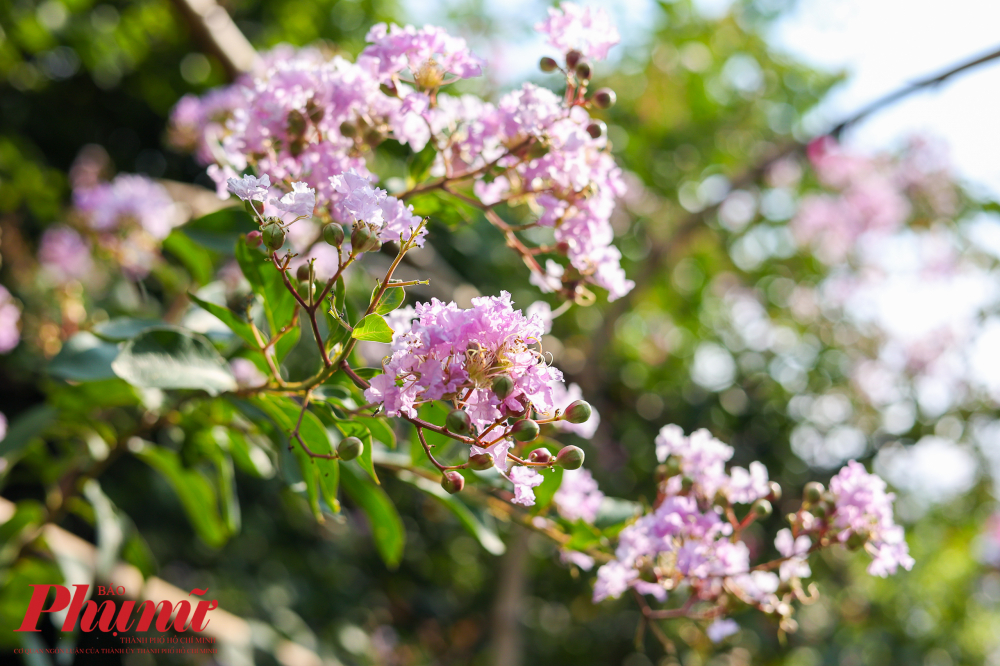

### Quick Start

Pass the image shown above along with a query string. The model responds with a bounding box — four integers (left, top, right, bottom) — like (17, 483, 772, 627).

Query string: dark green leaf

(111, 327, 237, 396)
(359, 416, 396, 449)
(163, 230, 215, 285)
(48, 332, 119, 381)
(372, 286, 405, 315)
(593, 497, 642, 529)
(91, 318, 165, 341)
(531, 465, 564, 513)
(0, 406, 57, 458)
(132, 443, 228, 547)
(340, 464, 404, 568)
(408, 142, 437, 184)
(235, 238, 297, 337)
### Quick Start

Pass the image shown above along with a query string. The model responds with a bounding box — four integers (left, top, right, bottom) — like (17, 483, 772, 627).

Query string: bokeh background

(2, 0, 1000, 665)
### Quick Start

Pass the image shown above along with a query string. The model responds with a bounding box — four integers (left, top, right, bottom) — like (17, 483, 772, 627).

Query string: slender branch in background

(582, 41, 1000, 387)
(168, 0, 257, 79)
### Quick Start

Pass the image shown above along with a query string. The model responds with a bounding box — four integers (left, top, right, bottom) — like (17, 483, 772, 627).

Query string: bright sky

(771, 0, 1000, 199)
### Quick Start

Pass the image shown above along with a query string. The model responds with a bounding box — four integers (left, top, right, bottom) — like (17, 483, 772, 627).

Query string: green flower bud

(664, 456, 682, 477)
(468, 453, 494, 471)
(351, 224, 374, 253)
(528, 448, 553, 464)
(262, 223, 285, 251)
(441, 470, 465, 494)
(539, 56, 559, 72)
(323, 223, 345, 247)
(680, 475, 695, 492)
(244, 199, 264, 218)
(246, 230, 263, 248)
(337, 436, 363, 461)
(575, 61, 592, 81)
(380, 81, 398, 97)
(565, 49, 583, 69)
(446, 409, 472, 435)
(752, 499, 773, 519)
(592, 88, 617, 109)
(509, 419, 540, 442)
(296, 264, 311, 282)
(340, 121, 358, 138)
(526, 140, 550, 160)
(846, 530, 868, 551)
(803, 481, 824, 504)
(563, 400, 592, 424)
(492, 374, 515, 400)
(555, 445, 585, 470)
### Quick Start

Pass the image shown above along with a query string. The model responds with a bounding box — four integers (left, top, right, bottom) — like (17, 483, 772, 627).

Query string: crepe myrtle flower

(535, 2, 621, 62)
(364, 291, 565, 431)
(361, 23, 485, 87)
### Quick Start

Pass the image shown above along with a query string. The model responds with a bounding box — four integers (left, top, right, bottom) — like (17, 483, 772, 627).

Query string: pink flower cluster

(73, 174, 183, 278)
(828, 460, 915, 576)
(365, 291, 564, 430)
(38, 227, 94, 285)
(535, 2, 621, 61)
(791, 137, 957, 264)
(455, 83, 633, 299)
(655, 425, 771, 504)
(330, 169, 425, 246)
(361, 23, 484, 86)
(170, 11, 635, 302)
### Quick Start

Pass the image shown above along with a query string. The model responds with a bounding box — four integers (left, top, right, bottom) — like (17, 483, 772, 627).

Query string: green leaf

(121, 531, 158, 580)
(359, 416, 396, 449)
(183, 207, 257, 253)
(407, 142, 437, 184)
(81, 480, 124, 580)
(408, 190, 477, 228)
(163, 230, 215, 285)
(593, 497, 643, 529)
(188, 293, 257, 347)
(396, 469, 505, 555)
(132, 442, 228, 547)
(0, 500, 45, 568)
(91, 318, 165, 341)
(340, 463, 404, 568)
(531, 465, 564, 513)
(0, 406, 57, 458)
(352, 314, 394, 343)
(48, 332, 119, 381)
(334, 275, 347, 319)
(371, 286, 405, 315)
(111, 327, 237, 396)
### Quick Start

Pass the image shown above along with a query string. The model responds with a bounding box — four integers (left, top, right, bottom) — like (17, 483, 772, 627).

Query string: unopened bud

(563, 400, 592, 424)
(468, 453, 494, 471)
(262, 223, 285, 251)
(287, 109, 307, 137)
(441, 470, 465, 494)
(803, 481, 824, 504)
(586, 121, 606, 140)
(492, 374, 515, 400)
(351, 224, 374, 253)
(555, 445, 585, 470)
(680, 475, 694, 492)
(768, 481, 782, 502)
(246, 230, 263, 248)
(526, 140, 550, 160)
(446, 409, 472, 435)
(664, 456, 682, 477)
(510, 419, 540, 442)
(296, 264, 311, 281)
(380, 81, 398, 97)
(323, 223, 344, 247)
(337, 436, 363, 461)
(565, 49, 583, 69)
(244, 199, 264, 217)
(846, 530, 868, 551)
(752, 499, 773, 519)
(575, 61, 592, 81)
(306, 98, 324, 124)
(529, 447, 553, 463)
(539, 56, 558, 72)
(592, 88, 616, 109)
(340, 121, 358, 138)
